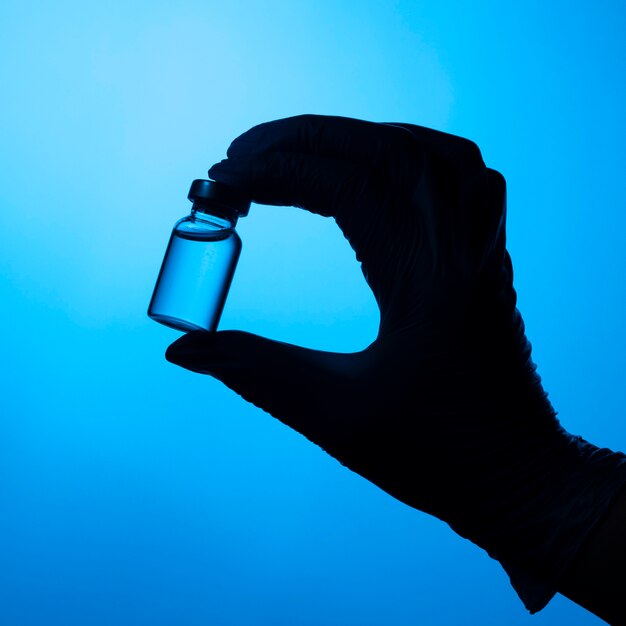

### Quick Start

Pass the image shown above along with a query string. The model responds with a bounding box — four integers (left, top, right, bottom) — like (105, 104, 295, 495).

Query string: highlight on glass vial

(148, 179, 251, 333)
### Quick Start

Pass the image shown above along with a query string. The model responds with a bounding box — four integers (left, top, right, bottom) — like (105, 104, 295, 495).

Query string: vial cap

(188, 179, 251, 220)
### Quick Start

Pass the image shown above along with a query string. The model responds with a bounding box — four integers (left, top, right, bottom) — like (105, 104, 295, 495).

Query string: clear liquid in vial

(148, 227, 242, 333)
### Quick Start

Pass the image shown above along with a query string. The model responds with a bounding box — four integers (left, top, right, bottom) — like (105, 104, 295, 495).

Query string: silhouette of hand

(163, 114, 626, 621)
(166, 114, 555, 552)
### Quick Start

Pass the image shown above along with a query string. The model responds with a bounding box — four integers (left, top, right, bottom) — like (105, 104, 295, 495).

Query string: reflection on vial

(148, 228, 242, 333)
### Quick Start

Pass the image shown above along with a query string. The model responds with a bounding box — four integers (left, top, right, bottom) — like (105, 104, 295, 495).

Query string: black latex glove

(166, 114, 556, 562)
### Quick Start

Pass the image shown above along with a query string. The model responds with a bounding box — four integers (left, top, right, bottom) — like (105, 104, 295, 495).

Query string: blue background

(1, 1, 624, 624)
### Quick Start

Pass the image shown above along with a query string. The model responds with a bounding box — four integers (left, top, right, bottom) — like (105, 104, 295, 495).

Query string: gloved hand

(166, 113, 555, 566)
(164, 114, 626, 620)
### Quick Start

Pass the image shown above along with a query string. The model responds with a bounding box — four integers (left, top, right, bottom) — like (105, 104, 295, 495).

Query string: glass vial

(148, 179, 251, 333)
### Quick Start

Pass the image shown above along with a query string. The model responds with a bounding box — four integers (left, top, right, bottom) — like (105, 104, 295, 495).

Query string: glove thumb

(166, 330, 361, 449)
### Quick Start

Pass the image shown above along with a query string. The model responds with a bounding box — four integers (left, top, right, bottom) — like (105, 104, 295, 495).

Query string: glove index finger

(209, 151, 376, 219)
(225, 114, 417, 168)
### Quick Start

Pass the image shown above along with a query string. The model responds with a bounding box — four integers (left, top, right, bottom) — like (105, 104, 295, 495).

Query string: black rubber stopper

(188, 179, 251, 220)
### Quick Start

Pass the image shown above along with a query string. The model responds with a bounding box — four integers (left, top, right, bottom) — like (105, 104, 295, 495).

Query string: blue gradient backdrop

(1, 1, 624, 624)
